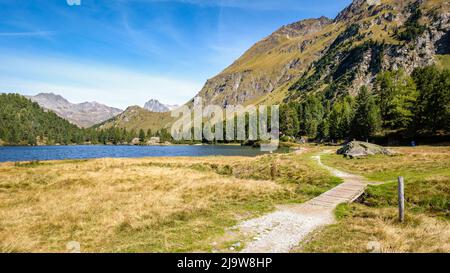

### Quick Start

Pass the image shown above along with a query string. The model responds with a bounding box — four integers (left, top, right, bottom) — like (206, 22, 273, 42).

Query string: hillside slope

(287, 0, 450, 100)
(97, 106, 174, 132)
(192, 0, 449, 106)
(193, 16, 334, 107)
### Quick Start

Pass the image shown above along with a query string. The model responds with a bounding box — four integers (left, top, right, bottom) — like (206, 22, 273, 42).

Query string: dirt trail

(237, 151, 372, 253)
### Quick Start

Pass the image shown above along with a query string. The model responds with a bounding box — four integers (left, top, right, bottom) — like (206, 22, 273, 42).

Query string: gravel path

(238, 152, 371, 253)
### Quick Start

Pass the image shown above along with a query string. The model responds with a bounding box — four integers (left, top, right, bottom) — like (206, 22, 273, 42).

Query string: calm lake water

(0, 145, 282, 162)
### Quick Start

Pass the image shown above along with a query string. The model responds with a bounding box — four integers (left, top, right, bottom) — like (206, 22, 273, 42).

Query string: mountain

(143, 99, 179, 112)
(101, 0, 449, 133)
(287, 0, 450, 100)
(192, 16, 334, 107)
(27, 93, 123, 128)
(97, 106, 174, 132)
(0, 93, 86, 145)
(190, 0, 449, 107)
(144, 99, 169, 112)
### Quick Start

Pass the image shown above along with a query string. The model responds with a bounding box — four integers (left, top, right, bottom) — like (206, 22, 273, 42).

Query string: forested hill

(0, 93, 86, 145)
(0, 93, 172, 146)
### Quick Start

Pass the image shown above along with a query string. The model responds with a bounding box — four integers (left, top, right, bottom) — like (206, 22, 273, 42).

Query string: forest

(279, 66, 449, 143)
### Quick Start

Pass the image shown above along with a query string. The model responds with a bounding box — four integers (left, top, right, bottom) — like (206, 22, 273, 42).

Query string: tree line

(279, 66, 449, 142)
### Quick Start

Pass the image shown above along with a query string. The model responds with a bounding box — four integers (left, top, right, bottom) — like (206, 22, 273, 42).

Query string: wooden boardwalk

(238, 153, 372, 253)
(306, 154, 369, 208)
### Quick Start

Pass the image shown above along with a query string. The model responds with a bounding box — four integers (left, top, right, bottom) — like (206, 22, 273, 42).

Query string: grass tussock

(0, 150, 336, 253)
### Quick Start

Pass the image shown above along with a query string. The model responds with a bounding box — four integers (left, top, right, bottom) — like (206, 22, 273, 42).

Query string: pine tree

(139, 129, 146, 143)
(412, 66, 450, 134)
(301, 95, 325, 138)
(375, 69, 417, 130)
(280, 104, 299, 137)
(351, 87, 381, 140)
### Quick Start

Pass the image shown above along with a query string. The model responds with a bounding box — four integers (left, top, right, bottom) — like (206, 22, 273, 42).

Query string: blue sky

(0, 0, 351, 109)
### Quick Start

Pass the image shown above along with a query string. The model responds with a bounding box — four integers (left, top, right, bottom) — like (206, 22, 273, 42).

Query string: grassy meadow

(297, 146, 450, 253)
(1, 145, 448, 253)
(0, 147, 340, 253)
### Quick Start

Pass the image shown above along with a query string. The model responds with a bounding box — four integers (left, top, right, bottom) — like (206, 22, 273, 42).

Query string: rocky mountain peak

(275, 16, 332, 39)
(28, 93, 122, 128)
(335, 0, 380, 21)
(143, 99, 179, 112)
(33, 92, 70, 105)
(98, 0, 449, 133)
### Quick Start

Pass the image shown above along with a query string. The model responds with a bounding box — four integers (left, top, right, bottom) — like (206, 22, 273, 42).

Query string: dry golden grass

(0, 150, 338, 253)
(0, 158, 281, 252)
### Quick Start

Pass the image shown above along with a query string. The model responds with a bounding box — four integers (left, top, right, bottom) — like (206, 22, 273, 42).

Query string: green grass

(436, 54, 450, 70)
(362, 178, 449, 220)
(297, 203, 450, 253)
(334, 203, 352, 220)
(296, 146, 450, 253)
(14, 160, 43, 168)
(321, 147, 450, 219)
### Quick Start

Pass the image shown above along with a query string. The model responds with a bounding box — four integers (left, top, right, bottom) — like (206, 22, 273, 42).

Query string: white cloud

(66, 0, 82, 6)
(0, 53, 203, 109)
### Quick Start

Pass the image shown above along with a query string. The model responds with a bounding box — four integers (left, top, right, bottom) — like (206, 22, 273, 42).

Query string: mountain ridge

(27, 93, 123, 128)
(191, 0, 449, 107)
(143, 99, 179, 113)
(98, 0, 449, 133)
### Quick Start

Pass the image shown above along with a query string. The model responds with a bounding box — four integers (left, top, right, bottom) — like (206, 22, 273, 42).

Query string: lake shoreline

(0, 144, 288, 163)
(0, 142, 244, 147)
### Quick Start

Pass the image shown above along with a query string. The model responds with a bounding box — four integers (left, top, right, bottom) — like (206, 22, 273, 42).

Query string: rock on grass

(337, 141, 393, 158)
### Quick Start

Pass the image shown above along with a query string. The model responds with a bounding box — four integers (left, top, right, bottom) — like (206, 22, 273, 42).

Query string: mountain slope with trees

(0, 94, 172, 146)
(191, 0, 449, 107)
(0, 93, 86, 145)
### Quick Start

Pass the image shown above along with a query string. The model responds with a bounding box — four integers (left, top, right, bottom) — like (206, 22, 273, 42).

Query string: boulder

(146, 137, 161, 145)
(337, 141, 393, 158)
(131, 138, 141, 145)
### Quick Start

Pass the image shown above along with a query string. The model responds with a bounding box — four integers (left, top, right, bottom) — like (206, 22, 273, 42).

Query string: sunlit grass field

(298, 146, 450, 253)
(2, 145, 448, 253)
(0, 148, 340, 253)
